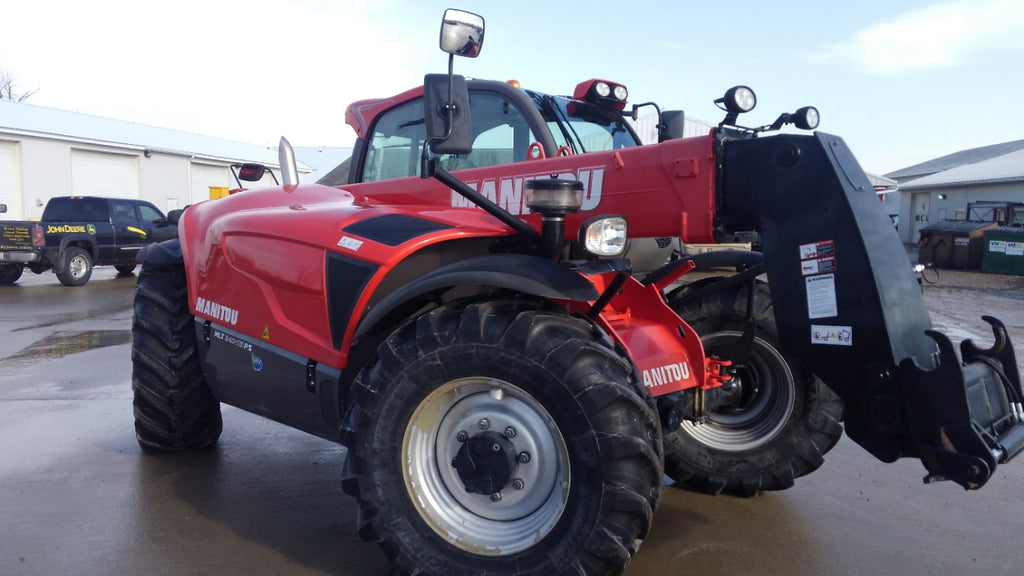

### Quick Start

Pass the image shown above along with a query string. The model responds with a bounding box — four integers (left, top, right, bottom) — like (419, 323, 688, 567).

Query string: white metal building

(885, 140, 1024, 243)
(0, 99, 312, 220)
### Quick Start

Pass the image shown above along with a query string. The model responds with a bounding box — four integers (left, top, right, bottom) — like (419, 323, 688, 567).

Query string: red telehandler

(131, 9, 1023, 576)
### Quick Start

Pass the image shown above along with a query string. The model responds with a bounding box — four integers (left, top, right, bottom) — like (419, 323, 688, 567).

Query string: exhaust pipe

(279, 136, 298, 186)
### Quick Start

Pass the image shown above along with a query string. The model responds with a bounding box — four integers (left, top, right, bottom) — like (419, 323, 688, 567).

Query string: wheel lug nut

(456, 430, 469, 442)
(518, 452, 531, 464)
(504, 426, 517, 438)
(478, 418, 490, 430)
(511, 478, 525, 490)
(490, 492, 502, 502)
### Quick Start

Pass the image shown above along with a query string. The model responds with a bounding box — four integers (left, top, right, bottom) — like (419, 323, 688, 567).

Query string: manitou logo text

(452, 167, 604, 215)
(196, 297, 239, 326)
(642, 362, 691, 389)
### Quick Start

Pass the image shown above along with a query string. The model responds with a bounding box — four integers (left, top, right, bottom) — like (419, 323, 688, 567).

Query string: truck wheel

(341, 300, 662, 576)
(665, 281, 843, 496)
(56, 247, 93, 286)
(131, 260, 222, 450)
(115, 264, 137, 275)
(0, 263, 23, 285)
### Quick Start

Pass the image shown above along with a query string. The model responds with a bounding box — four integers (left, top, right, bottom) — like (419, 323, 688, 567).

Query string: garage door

(190, 163, 232, 204)
(0, 141, 20, 218)
(71, 150, 138, 198)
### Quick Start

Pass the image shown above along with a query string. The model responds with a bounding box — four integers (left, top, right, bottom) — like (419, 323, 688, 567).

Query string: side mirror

(231, 162, 280, 188)
(659, 110, 686, 142)
(167, 209, 184, 225)
(440, 9, 484, 57)
(424, 73, 472, 155)
(236, 163, 267, 182)
(421, 9, 484, 175)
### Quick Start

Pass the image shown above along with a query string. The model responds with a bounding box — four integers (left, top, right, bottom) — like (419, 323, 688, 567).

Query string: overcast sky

(3, 0, 1023, 174)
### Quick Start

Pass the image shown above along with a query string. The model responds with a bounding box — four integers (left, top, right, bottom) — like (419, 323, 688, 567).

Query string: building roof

(293, 146, 353, 183)
(885, 139, 1024, 182)
(900, 147, 1024, 190)
(866, 172, 897, 193)
(316, 157, 353, 187)
(0, 99, 308, 170)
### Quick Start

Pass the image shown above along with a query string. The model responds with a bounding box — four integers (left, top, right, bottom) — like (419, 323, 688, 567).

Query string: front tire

(0, 263, 23, 285)
(665, 280, 843, 496)
(131, 260, 222, 450)
(341, 300, 662, 576)
(56, 247, 92, 286)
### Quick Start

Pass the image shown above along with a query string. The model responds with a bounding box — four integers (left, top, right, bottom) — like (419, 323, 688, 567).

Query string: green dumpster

(982, 227, 1024, 275)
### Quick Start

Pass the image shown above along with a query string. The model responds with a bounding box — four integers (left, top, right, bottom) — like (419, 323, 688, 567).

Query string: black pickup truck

(0, 197, 178, 286)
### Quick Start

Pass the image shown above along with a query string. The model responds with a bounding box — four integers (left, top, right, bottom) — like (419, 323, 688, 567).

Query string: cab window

(137, 204, 165, 225)
(361, 90, 538, 183)
(527, 91, 639, 154)
(110, 201, 138, 225)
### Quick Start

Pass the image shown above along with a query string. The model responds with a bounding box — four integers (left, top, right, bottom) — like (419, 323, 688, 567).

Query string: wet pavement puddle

(0, 330, 132, 364)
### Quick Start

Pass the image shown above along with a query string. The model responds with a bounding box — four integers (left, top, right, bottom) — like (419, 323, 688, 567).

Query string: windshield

(526, 91, 640, 155)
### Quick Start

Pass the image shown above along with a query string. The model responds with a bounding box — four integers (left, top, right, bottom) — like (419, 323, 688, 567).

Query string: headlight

(580, 215, 628, 257)
(572, 79, 629, 111)
(719, 85, 757, 114)
(793, 106, 819, 130)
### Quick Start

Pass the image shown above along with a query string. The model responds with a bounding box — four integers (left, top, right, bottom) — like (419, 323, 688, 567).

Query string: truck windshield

(527, 91, 640, 155)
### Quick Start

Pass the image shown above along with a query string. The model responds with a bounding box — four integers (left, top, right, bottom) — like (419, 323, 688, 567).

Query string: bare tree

(0, 71, 38, 102)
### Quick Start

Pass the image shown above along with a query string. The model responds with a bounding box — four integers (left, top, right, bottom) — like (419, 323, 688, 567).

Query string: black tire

(115, 263, 137, 275)
(131, 260, 222, 450)
(664, 280, 843, 496)
(0, 263, 23, 285)
(341, 300, 662, 576)
(56, 247, 92, 286)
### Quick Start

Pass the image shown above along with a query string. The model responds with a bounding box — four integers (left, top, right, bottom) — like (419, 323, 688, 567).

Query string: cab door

(137, 202, 178, 243)
(358, 86, 541, 183)
(110, 200, 148, 261)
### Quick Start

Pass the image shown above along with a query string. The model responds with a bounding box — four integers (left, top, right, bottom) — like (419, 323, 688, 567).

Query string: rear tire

(665, 281, 843, 496)
(131, 260, 221, 450)
(56, 247, 92, 286)
(115, 263, 137, 275)
(341, 300, 662, 576)
(0, 263, 23, 285)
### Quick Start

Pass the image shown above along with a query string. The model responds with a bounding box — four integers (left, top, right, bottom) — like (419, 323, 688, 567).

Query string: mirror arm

(429, 161, 541, 241)
(629, 101, 663, 138)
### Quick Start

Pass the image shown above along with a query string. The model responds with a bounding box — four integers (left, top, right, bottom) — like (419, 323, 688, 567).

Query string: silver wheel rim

(402, 377, 569, 556)
(679, 330, 795, 451)
(69, 255, 88, 279)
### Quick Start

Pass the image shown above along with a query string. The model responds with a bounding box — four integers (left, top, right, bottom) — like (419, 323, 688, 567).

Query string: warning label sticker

(806, 274, 838, 319)
(801, 257, 837, 276)
(799, 240, 835, 260)
(811, 324, 853, 346)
